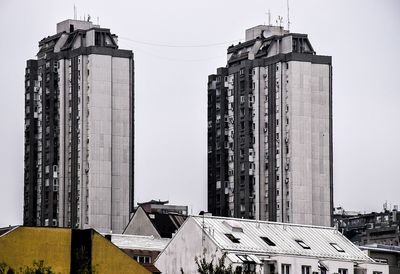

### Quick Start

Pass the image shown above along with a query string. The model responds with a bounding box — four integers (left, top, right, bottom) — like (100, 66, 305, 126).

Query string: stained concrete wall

(287, 61, 331, 227)
(86, 54, 131, 233)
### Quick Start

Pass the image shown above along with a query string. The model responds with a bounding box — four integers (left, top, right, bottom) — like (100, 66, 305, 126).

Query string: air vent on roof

(295, 239, 310, 249)
(222, 220, 243, 232)
(260, 236, 276, 246)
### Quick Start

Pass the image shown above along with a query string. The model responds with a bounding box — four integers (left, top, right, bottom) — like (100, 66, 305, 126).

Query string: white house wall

(155, 218, 223, 274)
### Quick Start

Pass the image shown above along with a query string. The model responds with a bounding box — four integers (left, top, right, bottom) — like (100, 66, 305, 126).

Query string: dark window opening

(296, 240, 311, 249)
(260, 236, 276, 246)
(225, 233, 240, 243)
(69, 24, 74, 32)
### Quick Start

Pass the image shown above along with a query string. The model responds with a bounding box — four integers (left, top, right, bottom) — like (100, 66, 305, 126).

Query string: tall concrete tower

(207, 25, 332, 226)
(24, 19, 134, 233)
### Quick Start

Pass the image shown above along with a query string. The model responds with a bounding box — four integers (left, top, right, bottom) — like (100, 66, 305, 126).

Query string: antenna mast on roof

(265, 10, 271, 26)
(268, 10, 271, 26)
(73, 4, 77, 20)
(276, 16, 283, 27)
(287, 0, 291, 31)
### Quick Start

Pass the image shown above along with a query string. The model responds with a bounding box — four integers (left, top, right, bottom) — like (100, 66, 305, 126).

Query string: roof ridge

(192, 215, 336, 230)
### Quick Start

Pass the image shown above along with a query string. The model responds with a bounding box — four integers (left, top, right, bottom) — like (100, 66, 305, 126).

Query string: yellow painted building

(0, 226, 151, 274)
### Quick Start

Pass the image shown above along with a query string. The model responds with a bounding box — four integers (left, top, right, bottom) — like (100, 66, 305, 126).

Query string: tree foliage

(181, 254, 242, 274)
(0, 261, 57, 274)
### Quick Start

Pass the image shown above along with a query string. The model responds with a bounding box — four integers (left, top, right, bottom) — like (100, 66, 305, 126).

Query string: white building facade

(155, 216, 388, 274)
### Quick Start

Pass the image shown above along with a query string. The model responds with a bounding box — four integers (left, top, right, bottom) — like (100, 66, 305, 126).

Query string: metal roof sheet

(192, 216, 373, 262)
(106, 234, 170, 251)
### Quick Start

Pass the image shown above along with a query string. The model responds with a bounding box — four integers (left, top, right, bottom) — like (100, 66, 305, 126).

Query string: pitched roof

(191, 216, 374, 262)
(142, 264, 161, 274)
(148, 212, 187, 238)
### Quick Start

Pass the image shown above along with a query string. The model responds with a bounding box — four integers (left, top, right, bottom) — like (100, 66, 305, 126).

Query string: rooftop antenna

(73, 4, 77, 20)
(287, 0, 291, 31)
(97, 16, 99, 25)
(268, 10, 271, 26)
(265, 10, 272, 26)
(276, 16, 283, 27)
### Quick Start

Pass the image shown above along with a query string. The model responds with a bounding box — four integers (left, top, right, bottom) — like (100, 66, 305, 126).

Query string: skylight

(295, 240, 311, 249)
(330, 243, 345, 253)
(225, 233, 240, 243)
(260, 236, 276, 246)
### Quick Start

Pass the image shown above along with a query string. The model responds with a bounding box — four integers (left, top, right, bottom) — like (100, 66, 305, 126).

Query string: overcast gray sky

(0, 0, 399, 227)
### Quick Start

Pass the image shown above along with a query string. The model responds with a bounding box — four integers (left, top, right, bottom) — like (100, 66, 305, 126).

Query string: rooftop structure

(123, 205, 187, 238)
(334, 207, 400, 246)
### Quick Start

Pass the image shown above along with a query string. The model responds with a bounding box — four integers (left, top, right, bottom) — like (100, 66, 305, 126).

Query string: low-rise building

(155, 216, 388, 274)
(106, 233, 169, 273)
(359, 244, 400, 274)
(0, 226, 150, 274)
(334, 207, 400, 246)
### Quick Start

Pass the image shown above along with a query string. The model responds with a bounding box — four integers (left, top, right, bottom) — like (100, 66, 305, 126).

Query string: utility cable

(119, 36, 241, 48)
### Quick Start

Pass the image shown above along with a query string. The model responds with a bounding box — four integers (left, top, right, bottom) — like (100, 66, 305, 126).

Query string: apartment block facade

(24, 19, 134, 233)
(208, 25, 333, 226)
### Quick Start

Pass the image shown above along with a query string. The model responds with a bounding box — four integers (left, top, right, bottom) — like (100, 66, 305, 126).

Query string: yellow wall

(0, 227, 71, 274)
(92, 232, 150, 274)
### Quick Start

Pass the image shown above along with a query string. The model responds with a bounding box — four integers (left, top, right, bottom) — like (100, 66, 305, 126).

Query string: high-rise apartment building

(24, 19, 134, 233)
(207, 25, 332, 226)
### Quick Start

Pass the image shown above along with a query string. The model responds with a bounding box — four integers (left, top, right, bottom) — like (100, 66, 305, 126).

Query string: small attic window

(225, 233, 240, 243)
(70, 24, 74, 32)
(295, 240, 310, 249)
(330, 243, 345, 252)
(261, 236, 276, 246)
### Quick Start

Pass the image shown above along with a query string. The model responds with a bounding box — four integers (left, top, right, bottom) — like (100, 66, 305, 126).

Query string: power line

(124, 44, 226, 63)
(118, 36, 241, 48)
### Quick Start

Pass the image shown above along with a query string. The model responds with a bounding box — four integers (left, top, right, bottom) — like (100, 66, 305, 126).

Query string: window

(330, 243, 345, 252)
(260, 236, 276, 246)
(373, 272, 383, 274)
(338, 269, 348, 274)
(296, 240, 311, 249)
(243, 262, 256, 274)
(225, 233, 240, 243)
(301, 265, 311, 274)
(281, 264, 291, 274)
(133, 255, 151, 264)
